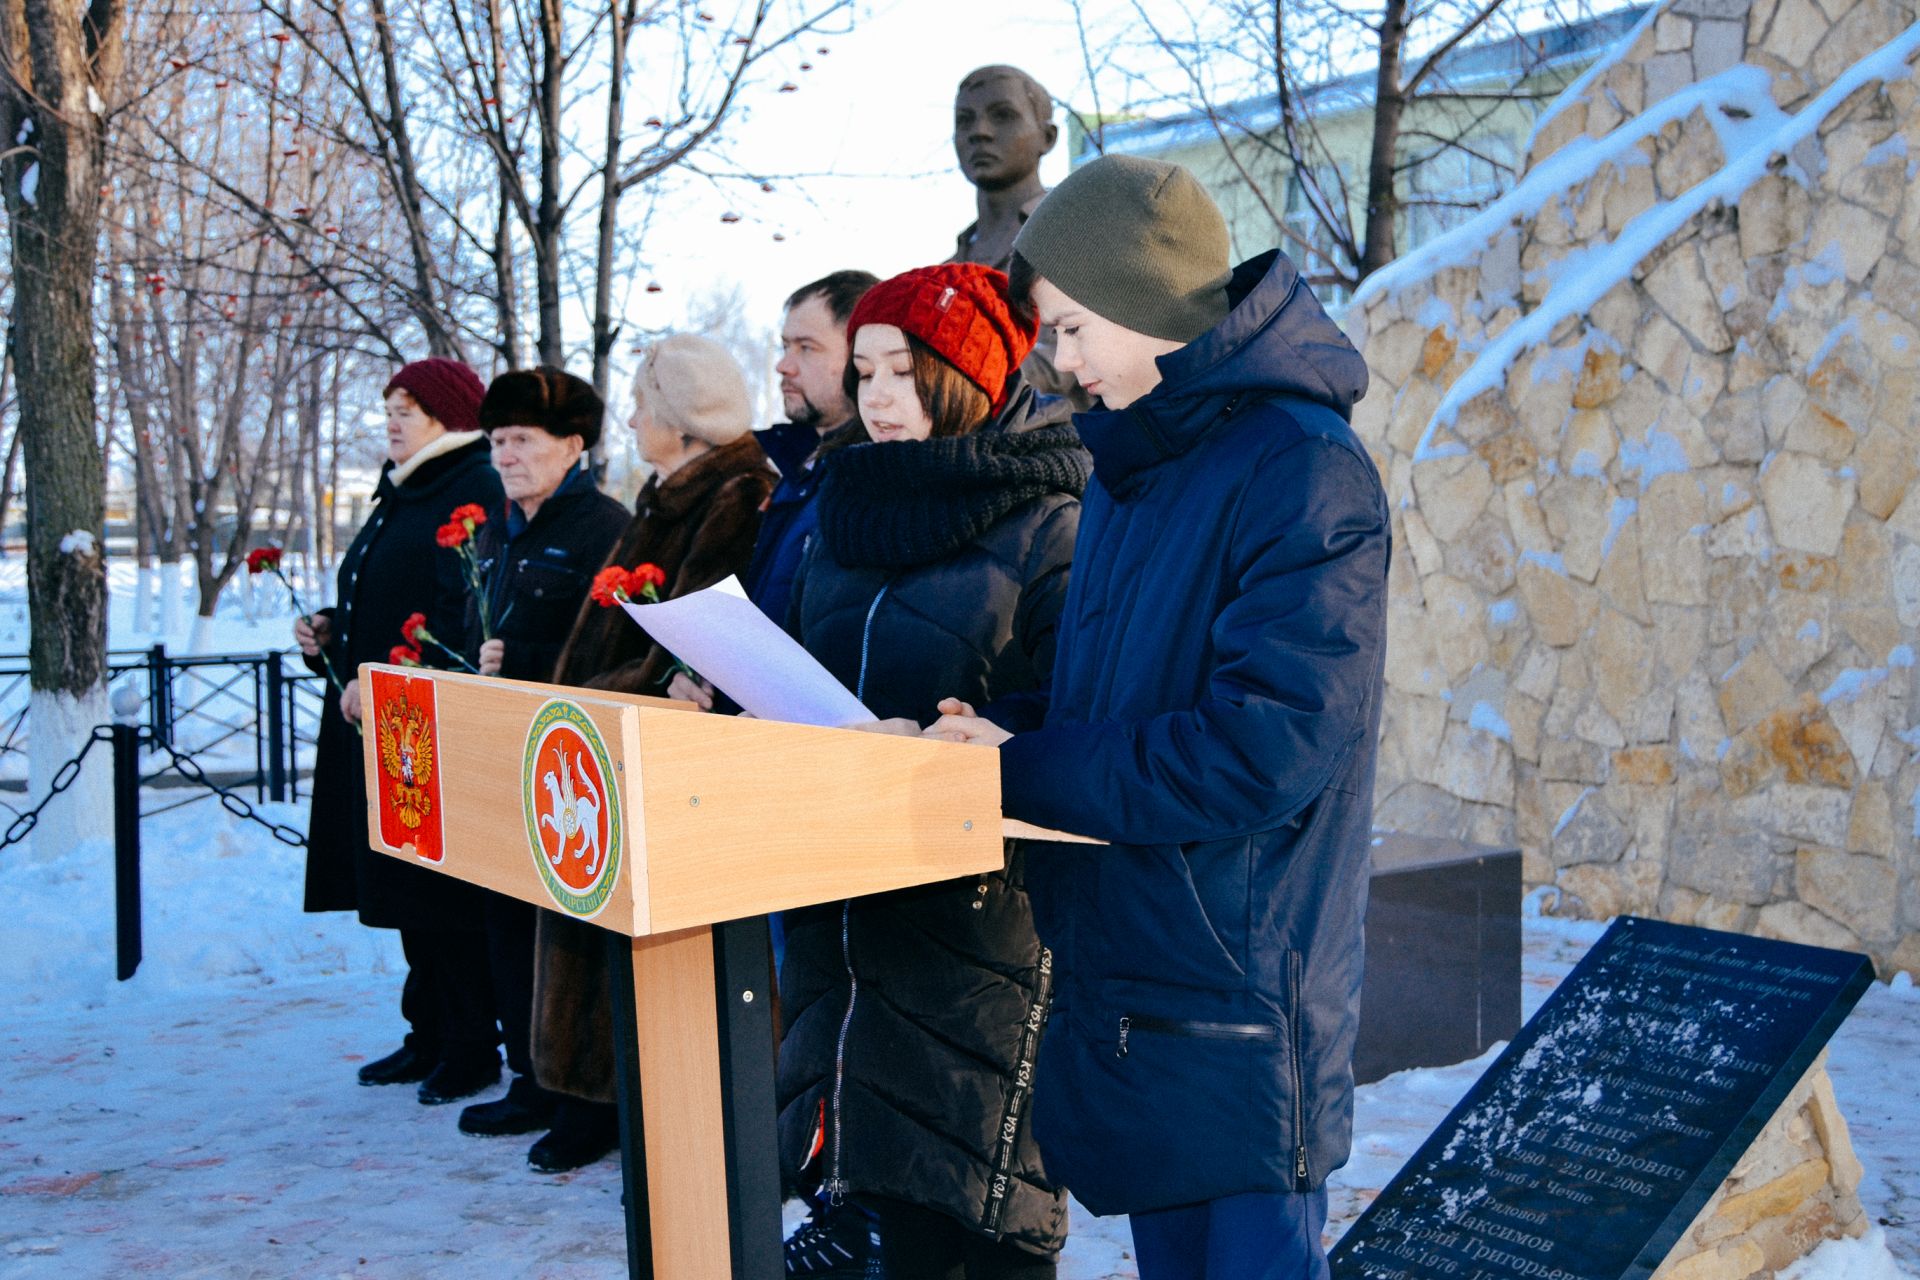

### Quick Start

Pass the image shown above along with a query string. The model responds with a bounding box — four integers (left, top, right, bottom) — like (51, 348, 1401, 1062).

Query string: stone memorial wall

(1352, 0, 1920, 974)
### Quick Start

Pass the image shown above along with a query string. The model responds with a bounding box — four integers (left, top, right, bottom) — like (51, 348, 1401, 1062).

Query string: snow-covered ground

(0, 805, 1914, 1278)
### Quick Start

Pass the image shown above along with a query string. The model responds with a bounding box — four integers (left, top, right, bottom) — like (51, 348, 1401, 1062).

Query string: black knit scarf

(816, 424, 1090, 569)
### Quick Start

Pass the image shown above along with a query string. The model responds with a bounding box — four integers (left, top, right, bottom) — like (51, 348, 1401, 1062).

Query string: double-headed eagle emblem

(377, 693, 435, 829)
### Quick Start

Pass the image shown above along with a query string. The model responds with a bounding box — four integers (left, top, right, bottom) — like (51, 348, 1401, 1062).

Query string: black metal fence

(0, 645, 329, 805)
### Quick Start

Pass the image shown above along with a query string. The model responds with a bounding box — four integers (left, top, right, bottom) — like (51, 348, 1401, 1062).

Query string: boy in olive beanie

(928, 155, 1385, 1280)
(1012, 153, 1234, 345)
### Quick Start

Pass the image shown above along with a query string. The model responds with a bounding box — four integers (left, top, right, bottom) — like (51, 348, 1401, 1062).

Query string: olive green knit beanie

(1014, 155, 1232, 344)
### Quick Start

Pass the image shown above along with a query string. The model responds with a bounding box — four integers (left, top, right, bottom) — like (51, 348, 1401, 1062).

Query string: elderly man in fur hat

(451, 367, 631, 1145)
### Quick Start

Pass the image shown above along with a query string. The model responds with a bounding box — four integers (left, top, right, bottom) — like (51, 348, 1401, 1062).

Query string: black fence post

(112, 723, 142, 982)
(265, 656, 287, 802)
(147, 643, 172, 749)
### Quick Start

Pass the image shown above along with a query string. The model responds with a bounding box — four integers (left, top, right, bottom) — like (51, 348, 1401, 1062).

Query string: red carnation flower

(389, 644, 423, 667)
(401, 612, 428, 644)
(589, 565, 632, 608)
(630, 563, 667, 595)
(449, 503, 489, 528)
(435, 522, 466, 549)
(245, 545, 284, 574)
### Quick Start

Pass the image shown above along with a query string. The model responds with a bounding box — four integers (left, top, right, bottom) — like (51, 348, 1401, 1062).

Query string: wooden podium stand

(359, 663, 1049, 1278)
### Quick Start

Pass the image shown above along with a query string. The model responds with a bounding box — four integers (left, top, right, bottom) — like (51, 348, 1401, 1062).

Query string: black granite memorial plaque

(1329, 916, 1874, 1280)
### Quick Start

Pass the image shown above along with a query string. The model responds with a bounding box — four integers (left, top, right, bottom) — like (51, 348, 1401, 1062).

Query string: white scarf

(389, 430, 485, 486)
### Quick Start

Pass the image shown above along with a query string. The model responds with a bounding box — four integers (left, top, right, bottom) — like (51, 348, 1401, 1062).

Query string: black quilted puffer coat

(775, 410, 1086, 1257)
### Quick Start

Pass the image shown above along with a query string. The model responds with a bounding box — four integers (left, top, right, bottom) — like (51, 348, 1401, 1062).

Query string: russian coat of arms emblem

(370, 668, 444, 862)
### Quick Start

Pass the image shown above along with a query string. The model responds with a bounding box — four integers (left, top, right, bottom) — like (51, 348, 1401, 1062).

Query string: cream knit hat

(634, 334, 753, 445)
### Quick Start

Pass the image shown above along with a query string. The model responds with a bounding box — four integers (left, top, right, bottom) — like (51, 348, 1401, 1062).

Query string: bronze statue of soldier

(950, 65, 1059, 270)
(949, 64, 1086, 404)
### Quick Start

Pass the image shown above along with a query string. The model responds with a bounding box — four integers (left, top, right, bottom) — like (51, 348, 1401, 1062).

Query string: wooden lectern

(360, 663, 1056, 1278)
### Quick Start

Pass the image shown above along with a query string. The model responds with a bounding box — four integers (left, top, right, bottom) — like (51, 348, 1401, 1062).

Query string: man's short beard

(788, 395, 824, 431)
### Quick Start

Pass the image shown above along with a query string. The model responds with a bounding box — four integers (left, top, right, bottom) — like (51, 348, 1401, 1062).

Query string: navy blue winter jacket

(987, 249, 1388, 1216)
(741, 418, 828, 621)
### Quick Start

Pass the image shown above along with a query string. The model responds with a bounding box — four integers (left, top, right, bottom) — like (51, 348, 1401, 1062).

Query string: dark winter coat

(463, 466, 630, 680)
(530, 434, 777, 1103)
(775, 419, 1087, 1256)
(986, 250, 1388, 1216)
(739, 417, 829, 622)
(302, 433, 504, 930)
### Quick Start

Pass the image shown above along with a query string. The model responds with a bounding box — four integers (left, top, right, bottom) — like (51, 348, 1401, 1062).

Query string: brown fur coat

(531, 434, 776, 1102)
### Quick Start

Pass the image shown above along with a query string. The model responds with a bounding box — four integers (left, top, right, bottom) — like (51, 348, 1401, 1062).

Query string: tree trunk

(589, 0, 631, 401)
(1360, 0, 1411, 281)
(0, 0, 124, 855)
(533, 0, 564, 365)
(369, 0, 461, 359)
(0, 345, 20, 558)
(495, 163, 523, 370)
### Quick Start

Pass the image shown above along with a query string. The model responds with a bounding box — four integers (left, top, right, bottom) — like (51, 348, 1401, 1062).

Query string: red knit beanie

(846, 264, 1038, 415)
(383, 358, 486, 436)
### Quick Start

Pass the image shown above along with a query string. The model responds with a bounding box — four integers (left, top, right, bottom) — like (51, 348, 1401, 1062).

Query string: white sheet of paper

(620, 576, 875, 727)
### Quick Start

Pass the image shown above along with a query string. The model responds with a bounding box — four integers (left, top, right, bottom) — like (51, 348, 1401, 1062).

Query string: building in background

(1072, 6, 1650, 316)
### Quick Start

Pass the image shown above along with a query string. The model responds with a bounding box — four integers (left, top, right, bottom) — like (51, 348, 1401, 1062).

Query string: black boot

(460, 1075, 560, 1137)
(784, 1200, 882, 1278)
(357, 1041, 438, 1087)
(527, 1100, 618, 1173)
(418, 1051, 501, 1105)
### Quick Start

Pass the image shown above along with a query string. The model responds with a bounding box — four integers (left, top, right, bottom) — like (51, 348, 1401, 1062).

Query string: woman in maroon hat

(773, 263, 1087, 1278)
(293, 356, 508, 1106)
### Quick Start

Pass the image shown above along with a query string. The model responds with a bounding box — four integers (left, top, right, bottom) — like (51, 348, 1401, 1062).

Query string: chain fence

(0, 725, 114, 850)
(0, 647, 329, 806)
(144, 734, 309, 848)
(0, 722, 309, 855)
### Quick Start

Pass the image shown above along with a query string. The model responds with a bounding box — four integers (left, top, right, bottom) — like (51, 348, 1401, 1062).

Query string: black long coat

(302, 435, 503, 930)
(775, 422, 1085, 1257)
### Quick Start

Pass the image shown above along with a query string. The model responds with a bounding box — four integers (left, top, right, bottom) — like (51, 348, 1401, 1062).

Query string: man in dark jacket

(929, 157, 1388, 1280)
(458, 367, 629, 1144)
(738, 269, 877, 621)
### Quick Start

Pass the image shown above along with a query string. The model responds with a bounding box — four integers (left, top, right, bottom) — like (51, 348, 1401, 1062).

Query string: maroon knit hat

(383, 358, 486, 436)
(846, 263, 1038, 415)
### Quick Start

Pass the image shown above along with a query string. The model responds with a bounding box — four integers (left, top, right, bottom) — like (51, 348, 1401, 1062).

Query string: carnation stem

(417, 632, 480, 674)
(271, 567, 361, 736)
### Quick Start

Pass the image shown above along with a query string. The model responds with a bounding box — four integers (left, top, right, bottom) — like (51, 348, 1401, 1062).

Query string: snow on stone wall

(1352, 0, 1920, 976)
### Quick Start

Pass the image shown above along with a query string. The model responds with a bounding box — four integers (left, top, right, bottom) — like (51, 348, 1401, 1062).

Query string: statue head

(953, 65, 1058, 194)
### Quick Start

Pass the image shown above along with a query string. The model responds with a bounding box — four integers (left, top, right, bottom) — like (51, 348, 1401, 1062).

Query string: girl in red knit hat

(773, 263, 1087, 1279)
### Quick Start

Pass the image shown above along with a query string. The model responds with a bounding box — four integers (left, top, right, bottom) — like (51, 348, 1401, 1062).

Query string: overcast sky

(618, 0, 1117, 345)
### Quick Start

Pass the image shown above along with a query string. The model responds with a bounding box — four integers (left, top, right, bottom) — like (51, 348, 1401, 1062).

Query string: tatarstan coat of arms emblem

(522, 698, 622, 918)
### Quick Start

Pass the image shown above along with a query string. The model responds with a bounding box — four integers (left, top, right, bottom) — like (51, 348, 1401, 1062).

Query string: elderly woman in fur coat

(523, 333, 777, 1173)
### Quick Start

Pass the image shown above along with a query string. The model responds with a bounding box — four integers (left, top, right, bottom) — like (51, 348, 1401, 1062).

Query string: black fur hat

(478, 366, 605, 449)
